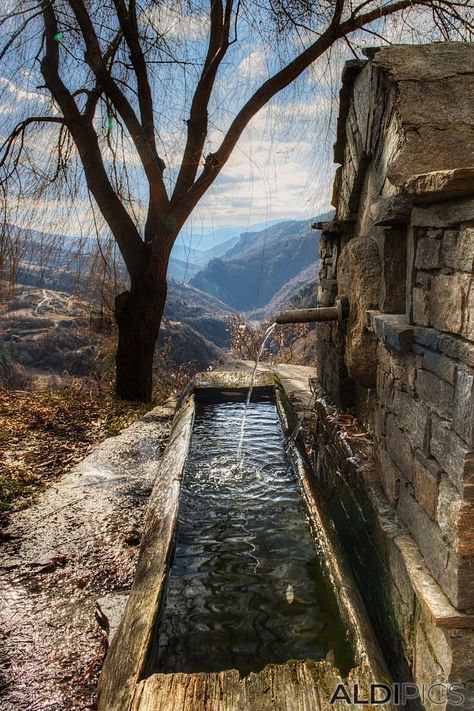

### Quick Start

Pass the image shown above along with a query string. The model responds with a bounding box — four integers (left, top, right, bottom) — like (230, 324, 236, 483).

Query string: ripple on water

(146, 401, 354, 677)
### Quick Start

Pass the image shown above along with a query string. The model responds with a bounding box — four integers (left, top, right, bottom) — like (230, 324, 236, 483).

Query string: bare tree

(0, 0, 472, 400)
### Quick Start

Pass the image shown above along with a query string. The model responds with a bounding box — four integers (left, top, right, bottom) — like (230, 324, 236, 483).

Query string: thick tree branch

(40, 1, 146, 280)
(112, 0, 165, 242)
(112, 0, 157, 149)
(84, 30, 123, 123)
(172, 0, 448, 223)
(348, 0, 434, 27)
(172, 0, 234, 202)
(69, 0, 169, 219)
(177, 2, 344, 219)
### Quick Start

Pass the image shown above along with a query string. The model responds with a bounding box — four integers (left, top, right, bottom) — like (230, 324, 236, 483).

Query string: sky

(0, 86, 337, 238)
(183, 97, 338, 234)
(0, 1, 455, 243)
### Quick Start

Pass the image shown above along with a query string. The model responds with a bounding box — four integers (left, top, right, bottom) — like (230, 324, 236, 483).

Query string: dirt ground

(0, 405, 173, 711)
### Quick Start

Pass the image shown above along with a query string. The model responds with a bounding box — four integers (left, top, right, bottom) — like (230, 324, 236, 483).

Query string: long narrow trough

(145, 397, 354, 677)
(98, 368, 393, 711)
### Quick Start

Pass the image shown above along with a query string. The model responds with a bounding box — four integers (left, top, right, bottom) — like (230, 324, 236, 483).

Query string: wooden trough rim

(97, 371, 393, 711)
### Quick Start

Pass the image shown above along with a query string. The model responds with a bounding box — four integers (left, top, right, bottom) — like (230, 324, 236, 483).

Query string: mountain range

(1, 213, 329, 383)
(189, 216, 329, 311)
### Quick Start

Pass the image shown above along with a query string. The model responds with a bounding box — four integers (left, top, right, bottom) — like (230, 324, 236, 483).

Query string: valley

(0, 215, 326, 391)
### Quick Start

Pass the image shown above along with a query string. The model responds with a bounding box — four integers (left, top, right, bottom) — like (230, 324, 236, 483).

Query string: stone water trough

(98, 366, 391, 710)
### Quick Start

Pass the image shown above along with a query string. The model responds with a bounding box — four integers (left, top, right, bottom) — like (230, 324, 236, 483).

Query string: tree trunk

(114, 269, 167, 402)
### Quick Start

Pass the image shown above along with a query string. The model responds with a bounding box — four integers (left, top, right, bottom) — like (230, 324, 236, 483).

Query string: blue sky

(0, 1, 456, 242)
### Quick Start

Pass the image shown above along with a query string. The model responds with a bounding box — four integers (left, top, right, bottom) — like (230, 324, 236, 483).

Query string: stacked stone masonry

(314, 43, 474, 709)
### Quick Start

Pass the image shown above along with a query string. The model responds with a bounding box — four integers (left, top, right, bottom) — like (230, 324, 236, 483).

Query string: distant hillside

(0, 285, 102, 390)
(157, 321, 226, 370)
(189, 216, 328, 311)
(171, 234, 240, 267)
(1, 224, 200, 286)
(3, 223, 240, 286)
(168, 255, 201, 282)
(177, 220, 282, 252)
(247, 263, 318, 321)
(3, 224, 233, 322)
(169, 233, 242, 280)
(196, 234, 241, 264)
(1, 225, 236, 379)
(0, 284, 227, 390)
(2, 214, 329, 378)
(164, 281, 235, 348)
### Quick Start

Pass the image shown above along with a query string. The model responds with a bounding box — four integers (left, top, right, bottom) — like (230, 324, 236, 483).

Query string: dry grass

(0, 386, 148, 518)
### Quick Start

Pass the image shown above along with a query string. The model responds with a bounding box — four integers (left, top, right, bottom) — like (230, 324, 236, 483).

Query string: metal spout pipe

(275, 298, 348, 325)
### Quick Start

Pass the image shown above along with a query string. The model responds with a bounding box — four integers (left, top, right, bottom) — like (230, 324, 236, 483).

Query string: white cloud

(3, 41, 336, 237)
(146, 4, 208, 40)
(190, 96, 335, 229)
(0, 102, 16, 116)
(0, 77, 50, 106)
(238, 48, 269, 79)
(13, 108, 335, 237)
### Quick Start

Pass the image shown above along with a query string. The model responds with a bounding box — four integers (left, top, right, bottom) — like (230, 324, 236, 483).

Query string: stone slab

(441, 226, 474, 273)
(393, 531, 474, 628)
(411, 197, 474, 228)
(416, 368, 454, 420)
(415, 237, 441, 270)
(429, 273, 472, 337)
(317, 396, 474, 628)
(453, 368, 474, 446)
(386, 414, 414, 480)
(414, 326, 439, 350)
(413, 452, 440, 519)
(392, 388, 429, 451)
(437, 333, 474, 367)
(437, 475, 474, 558)
(404, 167, 474, 203)
(370, 195, 412, 226)
(371, 314, 414, 352)
(368, 483, 474, 627)
(397, 490, 450, 589)
(422, 350, 456, 385)
(430, 414, 474, 499)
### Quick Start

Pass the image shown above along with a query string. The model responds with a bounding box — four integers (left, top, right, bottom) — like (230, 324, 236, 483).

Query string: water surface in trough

(148, 400, 354, 676)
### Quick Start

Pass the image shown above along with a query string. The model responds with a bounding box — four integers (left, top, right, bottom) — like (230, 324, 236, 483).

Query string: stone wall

(313, 42, 474, 707)
(312, 397, 474, 711)
(316, 223, 353, 407)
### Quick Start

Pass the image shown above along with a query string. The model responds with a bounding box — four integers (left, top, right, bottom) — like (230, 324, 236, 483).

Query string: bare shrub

(229, 314, 314, 365)
(153, 337, 199, 402)
(0, 339, 29, 389)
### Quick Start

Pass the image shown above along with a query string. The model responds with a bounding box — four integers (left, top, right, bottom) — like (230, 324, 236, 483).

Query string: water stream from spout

(236, 321, 278, 468)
